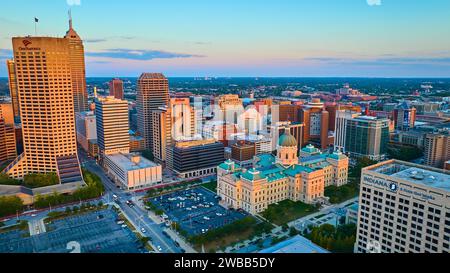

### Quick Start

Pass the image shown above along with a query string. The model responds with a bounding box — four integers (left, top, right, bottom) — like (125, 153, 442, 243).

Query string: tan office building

(95, 96, 130, 156)
(136, 73, 169, 151)
(0, 102, 17, 164)
(4, 37, 83, 183)
(355, 160, 450, 253)
(424, 131, 450, 169)
(6, 60, 20, 120)
(64, 15, 88, 113)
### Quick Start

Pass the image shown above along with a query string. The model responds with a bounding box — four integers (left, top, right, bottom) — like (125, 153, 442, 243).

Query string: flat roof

(392, 167, 450, 192)
(259, 235, 329, 254)
(106, 153, 159, 171)
(370, 161, 450, 192)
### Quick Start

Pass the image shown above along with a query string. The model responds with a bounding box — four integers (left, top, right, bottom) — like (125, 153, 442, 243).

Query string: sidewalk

(165, 228, 197, 253)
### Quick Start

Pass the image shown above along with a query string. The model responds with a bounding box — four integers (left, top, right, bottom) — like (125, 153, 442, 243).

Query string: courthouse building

(217, 130, 349, 214)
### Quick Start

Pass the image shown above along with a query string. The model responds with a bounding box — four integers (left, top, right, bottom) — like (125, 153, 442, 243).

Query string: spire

(68, 9, 73, 29)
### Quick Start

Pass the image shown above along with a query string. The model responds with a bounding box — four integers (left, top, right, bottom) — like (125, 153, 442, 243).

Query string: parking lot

(0, 208, 144, 253)
(149, 187, 247, 236)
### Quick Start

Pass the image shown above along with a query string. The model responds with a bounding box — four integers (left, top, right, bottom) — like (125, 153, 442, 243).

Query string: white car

(121, 224, 127, 228)
(203, 217, 210, 220)
(186, 208, 192, 211)
(157, 246, 162, 251)
(141, 228, 146, 233)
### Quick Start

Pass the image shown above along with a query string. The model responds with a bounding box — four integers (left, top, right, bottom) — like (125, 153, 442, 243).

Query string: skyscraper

(424, 130, 450, 169)
(170, 98, 196, 140)
(3, 37, 83, 183)
(150, 107, 172, 166)
(344, 116, 390, 161)
(355, 160, 450, 253)
(0, 102, 17, 164)
(64, 12, 88, 113)
(109, 78, 124, 100)
(299, 99, 330, 150)
(393, 101, 416, 131)
(95, 96, 130, 156)
(6, 60, 20, 122)
(136, 73, 169, 151)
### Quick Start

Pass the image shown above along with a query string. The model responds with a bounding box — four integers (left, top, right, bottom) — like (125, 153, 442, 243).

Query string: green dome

(279, 132, 297, 147)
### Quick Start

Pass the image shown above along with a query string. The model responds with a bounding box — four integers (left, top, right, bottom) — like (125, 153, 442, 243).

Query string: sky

(1, 0, 450, 77)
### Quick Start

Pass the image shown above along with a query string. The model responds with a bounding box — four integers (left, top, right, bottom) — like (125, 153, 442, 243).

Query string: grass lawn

(201, 180, 217, 193)
(187, 217, 274, 253)
(325, 182, 360, 204)
(260, 200, 319, 226)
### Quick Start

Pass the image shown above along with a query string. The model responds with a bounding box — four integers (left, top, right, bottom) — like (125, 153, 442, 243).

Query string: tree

(0, 174, 21, 186)
(0, 196, 24, 218)
(142, 150, 154, 161)
(23, 173, 59, 188)
(289, 227, 299, 237)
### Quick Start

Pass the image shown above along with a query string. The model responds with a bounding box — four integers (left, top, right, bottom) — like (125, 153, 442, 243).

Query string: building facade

(424, 130, 450, 169)
(95, 96, 130, 156)
(217, 130, 349, 214)
(6, 60, 20, 122)
(136, 73, 169, 150)
(299, 99, 330, 149)
(355, 160, 450, 253)
(172, 139, 224, 179)
(344, 116, 390, 161)
(0, 102, 17, 164)
(109, 78, 124, 100)
(75, 111, 97, 152)
(3, 37, 83, 184)
(64, 14, 88, 113)
(103, 153, 162, 190)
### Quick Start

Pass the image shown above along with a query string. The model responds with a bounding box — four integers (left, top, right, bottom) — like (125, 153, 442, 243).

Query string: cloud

(303, 55, 450, 67)
(85, 48, 205, 61)
(67, 0, 81, 6)
(367, 0, 382, 6)
(84, 38, 108, 43)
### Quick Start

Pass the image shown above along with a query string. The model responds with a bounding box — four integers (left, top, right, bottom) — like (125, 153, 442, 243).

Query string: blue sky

(1, 0, 450, 77)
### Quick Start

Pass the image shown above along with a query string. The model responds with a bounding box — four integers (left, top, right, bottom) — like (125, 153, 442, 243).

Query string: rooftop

(106, 153, 159, 171)
(370, 161, 450, 192)
(139, 73, 167, 80)
(259, 235, 329, 254)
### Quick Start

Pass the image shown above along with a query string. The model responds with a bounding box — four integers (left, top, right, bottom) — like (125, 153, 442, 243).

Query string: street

(79, 150, 183, 253)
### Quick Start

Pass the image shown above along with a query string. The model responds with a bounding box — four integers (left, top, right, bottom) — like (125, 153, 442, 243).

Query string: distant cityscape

(0, 8, 449, 256)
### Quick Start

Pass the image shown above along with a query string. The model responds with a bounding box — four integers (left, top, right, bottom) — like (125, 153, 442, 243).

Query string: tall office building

(334, 110, 361, 152)
(424, 130, 450, 169)
(95, 96, 130, 156)
(394, 102, 416, 131)
(137, 73, 169, 150)
(355, 160, 450, 253)
(75, 111, 97, 152)
(150, 107, 172, 166)
(64, 12, 88, 113)
(344, 116, 390, 161)
(6, 60, 20, 121)
(299, 99, 330, 149)
(109, 78, 124, 100)
(0, 102, 17, 164)
(4, 37, 83, 183)
(170, 98, 196, 140)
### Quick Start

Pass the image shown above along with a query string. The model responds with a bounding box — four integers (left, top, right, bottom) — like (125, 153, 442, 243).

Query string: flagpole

(34, 18, 37, 36)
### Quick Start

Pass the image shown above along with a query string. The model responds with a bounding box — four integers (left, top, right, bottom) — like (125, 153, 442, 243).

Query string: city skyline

(0, 0, 450, 77)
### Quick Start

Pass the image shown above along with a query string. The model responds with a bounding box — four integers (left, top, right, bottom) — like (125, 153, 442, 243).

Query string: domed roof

(278, 132, 297, 147)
